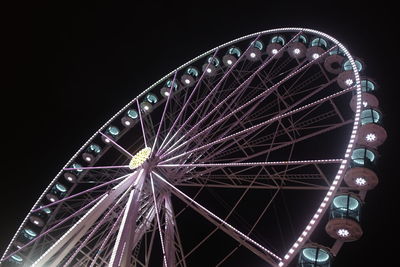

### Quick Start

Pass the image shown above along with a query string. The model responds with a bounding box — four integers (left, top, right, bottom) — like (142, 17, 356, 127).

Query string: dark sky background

(2, 1, 399, 266)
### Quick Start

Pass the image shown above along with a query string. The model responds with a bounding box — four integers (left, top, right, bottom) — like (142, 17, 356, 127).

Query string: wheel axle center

(128, 147, 152, 169)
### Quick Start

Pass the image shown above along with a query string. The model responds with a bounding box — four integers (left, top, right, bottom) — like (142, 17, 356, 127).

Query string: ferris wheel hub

(128, 147, 152, 169)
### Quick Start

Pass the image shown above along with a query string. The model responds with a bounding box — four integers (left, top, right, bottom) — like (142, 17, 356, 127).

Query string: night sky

(2, 1, 399, 266)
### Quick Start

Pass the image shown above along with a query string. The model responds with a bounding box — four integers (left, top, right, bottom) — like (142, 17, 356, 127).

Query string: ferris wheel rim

(2, 27, 363, 267)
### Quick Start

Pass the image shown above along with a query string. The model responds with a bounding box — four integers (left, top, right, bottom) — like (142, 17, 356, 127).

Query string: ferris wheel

(1, 27, 386, 266)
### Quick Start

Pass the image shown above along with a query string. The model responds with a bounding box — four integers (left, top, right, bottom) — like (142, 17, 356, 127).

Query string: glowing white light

(366, 133, 376, 142)
(312, 53, 320, 59)
(227, 59, 233, 65)
(67, 176, 73, 182)
(144, 105, 150, 111)
(250, 52, 256, 58)
(272, 49, 278, 55)
(129, 147, 152, 169)
(345, 78, 354, 86)
(355, 177, 367, 186)
(206, 68, 212, 73)
(104, 138, 111, 143)
(337, 228, 350, 237)
(362, 101, 368, 107)
(164, 91, 170, 97)
(124, 120, 131, 126)
(49, 197, 56, 202)
(33, 220, 39, 225)
(85, 156, 92, 162)
(293, 48, 301, 54)
(184, 78, 191, 84)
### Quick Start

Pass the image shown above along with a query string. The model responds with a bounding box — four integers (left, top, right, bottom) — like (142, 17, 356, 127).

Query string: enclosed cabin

(344, 147, 379, 189)
(298, 245, 332, 267)
(223, 46, 242, 67)
(324, 47, 346, 74)
(46, 182, 68, 203)
(82, 143, 102, 163)
(343, 58, 364, 73)
(160, 79, 179, 97)
(140, 93, 158, 113)
(349, 77, 386, 149)
(325, 194, 363, 241)
(7, 254, 24, 265)
(288, 34, 308, 59)
(202, 56, 220, 76)
(31, 205, 52, 228)
(306, 37, 328, 62)
(266, 35, 285, 59)
(102, 125, 120, 143)
(350, 79, 379, 112)
(337, 68, 356, 89)
(21, 228, 37, 241)
(121, 108, 139, 127)
(181, 66, 199, 86)
(356, 108, 386, 148)
(245, 40, 264, 61)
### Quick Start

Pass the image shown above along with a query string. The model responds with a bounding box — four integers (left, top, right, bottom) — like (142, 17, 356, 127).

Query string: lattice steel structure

(1, 28, 385, 266)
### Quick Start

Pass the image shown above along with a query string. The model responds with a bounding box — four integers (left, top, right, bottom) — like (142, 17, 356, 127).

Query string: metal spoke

(160, 32, 304, 157)
(157, 49, 220, 153)
(64, 165, 130, 171)
(152, 71, 177, 153)
(152, 171, 281, 265)
(99, 132, 134, 158)
(158, 159, 342, 168)
(160, 85, 354, 164)
(136, 98, 148, 147)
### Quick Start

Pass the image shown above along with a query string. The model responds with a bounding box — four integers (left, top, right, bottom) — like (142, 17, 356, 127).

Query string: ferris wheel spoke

(161, 33, 305, 157)
(208, 58, 309, 143)
(99, 132, 134, 158)
(176, 167, 266, 264)
(152, 171, 281, 265)
(63, 165, 130, 171)
(136, 98, 148, 147)
(157, 49, 220, 153)
(161, 47, 338, 159)
(183, 119, 352, 181)
(158, 159, 342, 168)
(158, 33, 268, 155)
(160, 84, 353, 164)
(175, 182, 331, 191)
(152, 71, 177, 153)
(204, 109, 341, 163)
(186, 163, 335, 190)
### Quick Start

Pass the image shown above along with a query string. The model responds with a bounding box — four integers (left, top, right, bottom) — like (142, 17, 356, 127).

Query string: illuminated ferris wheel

(1, 28, 386, 266)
